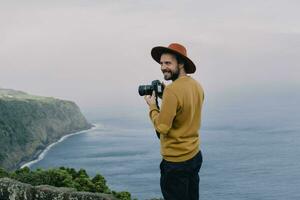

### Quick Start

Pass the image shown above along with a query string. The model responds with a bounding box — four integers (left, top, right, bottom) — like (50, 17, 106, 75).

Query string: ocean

(24, 91, 300, 200)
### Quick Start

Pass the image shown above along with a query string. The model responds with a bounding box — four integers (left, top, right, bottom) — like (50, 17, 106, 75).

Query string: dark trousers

(160, 151, 203, 200)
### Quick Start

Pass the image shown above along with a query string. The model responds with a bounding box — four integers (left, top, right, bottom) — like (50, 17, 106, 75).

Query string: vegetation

(0, 88, 92, 170)
(0, 166, 134, 200)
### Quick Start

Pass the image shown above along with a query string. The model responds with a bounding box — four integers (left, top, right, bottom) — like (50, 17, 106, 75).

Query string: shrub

(3, 166, 135, 199)
(0, 167, 9, 178)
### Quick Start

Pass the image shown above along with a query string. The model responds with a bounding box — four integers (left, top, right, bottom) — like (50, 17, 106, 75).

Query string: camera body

(138, 80, 164, 97)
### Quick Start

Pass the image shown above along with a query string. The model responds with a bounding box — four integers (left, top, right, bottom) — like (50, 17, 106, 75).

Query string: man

(144, 43, 204, 200)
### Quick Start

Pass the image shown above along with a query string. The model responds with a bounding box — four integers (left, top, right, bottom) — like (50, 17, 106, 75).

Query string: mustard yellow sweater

(149, 76, 204, 162)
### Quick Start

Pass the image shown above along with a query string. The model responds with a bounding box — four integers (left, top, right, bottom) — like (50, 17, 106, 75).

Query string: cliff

(0, 88, 92, 170)
(0, 177, 118, 200)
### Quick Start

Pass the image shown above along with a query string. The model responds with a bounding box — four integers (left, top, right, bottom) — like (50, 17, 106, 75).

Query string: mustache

(162, 69, 171, 73)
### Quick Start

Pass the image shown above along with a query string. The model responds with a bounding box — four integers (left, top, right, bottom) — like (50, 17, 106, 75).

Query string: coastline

(19, 124, 98, 169)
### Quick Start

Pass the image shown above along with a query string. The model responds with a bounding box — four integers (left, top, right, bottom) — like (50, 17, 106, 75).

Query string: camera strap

(155, 95, 161, 139)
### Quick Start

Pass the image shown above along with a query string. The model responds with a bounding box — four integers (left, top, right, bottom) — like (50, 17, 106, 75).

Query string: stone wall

(0, 178, 118, 200)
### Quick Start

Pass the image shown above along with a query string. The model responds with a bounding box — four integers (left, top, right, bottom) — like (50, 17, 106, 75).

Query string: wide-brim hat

(151, 43, 196, 74)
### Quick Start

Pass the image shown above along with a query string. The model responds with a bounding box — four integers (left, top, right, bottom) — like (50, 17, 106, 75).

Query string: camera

(138, 80, 164, 97)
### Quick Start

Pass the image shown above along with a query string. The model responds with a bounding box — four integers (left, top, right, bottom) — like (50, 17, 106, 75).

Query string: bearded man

(144, 43, 205, 200)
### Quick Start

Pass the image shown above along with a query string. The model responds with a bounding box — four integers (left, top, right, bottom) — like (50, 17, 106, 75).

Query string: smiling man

(144, 43, 205, 200)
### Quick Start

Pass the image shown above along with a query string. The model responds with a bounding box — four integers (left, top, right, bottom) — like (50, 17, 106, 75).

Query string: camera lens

(138, 85, 153, 96)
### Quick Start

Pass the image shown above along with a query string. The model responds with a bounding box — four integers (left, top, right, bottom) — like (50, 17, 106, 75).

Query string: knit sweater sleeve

(149, 87, 178, 135)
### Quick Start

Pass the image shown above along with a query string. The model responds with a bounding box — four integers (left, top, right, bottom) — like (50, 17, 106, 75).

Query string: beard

(162, 66, 180, 81)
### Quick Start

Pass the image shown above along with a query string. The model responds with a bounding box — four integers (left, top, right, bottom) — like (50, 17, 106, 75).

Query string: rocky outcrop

(0, 178, 118, 200)
(0, 88, 92, 170)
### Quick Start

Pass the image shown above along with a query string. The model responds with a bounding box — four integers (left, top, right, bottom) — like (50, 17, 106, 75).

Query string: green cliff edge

(0, 88, 92, 170)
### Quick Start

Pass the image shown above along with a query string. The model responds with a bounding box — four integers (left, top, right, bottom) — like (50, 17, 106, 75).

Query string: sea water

(27, 92, 300, 200)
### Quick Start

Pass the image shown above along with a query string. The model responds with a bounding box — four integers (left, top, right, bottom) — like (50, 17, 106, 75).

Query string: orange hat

(151, 43, 196, 73)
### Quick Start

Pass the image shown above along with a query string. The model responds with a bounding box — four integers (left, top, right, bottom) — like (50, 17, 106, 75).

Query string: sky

(0, 0, 299, 115)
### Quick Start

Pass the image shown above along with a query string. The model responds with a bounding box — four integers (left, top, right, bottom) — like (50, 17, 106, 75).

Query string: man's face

(160, 53, 180, 81)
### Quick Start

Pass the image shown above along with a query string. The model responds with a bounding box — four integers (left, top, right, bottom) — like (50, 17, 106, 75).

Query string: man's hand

(144, 91, 156, 106)
(158, 81, 166, 99)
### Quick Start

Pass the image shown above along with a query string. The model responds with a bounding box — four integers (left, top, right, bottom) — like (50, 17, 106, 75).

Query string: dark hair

(161, 51, 186, 66)
(174, 54, 185, 66)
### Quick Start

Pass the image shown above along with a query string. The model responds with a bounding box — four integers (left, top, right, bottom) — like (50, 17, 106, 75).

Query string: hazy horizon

(1, 0, 299, 113)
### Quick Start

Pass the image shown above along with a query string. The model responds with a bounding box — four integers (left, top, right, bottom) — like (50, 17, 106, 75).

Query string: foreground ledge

(0, 178, 118, 200)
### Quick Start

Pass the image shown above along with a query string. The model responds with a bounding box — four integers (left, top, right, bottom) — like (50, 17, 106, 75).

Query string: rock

(0, 178, 118, 200)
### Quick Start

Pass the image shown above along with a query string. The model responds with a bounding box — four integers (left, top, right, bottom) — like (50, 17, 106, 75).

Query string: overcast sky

(0, 0, 299, 113)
